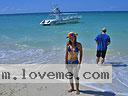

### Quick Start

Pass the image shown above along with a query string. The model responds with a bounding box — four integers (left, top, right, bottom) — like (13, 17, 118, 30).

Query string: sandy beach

(0, 83, 117, 96)
(0, 64, 116, 96)
(0, 83, 96, 96)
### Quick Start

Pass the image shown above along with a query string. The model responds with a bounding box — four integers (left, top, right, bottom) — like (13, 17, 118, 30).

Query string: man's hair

(102, 29, 106, 33)
(102, 27, 107, 33)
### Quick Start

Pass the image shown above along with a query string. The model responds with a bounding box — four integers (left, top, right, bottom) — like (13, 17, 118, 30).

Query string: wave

(0, 48, 64, 64)
(80, 64, 128, 95)
(81, 83, 128, 96)
(0, 52, 6, 59)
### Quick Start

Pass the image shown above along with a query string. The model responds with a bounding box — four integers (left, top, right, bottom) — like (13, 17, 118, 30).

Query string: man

(95, 27, 111, 64)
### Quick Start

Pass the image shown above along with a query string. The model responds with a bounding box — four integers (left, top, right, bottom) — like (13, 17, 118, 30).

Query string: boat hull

(40, 18, 80, 26)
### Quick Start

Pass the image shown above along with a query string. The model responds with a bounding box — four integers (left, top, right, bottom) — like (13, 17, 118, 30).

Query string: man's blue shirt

(95, 34, 110, 51)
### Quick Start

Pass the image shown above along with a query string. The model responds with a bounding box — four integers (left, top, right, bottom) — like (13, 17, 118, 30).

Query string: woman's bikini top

(67, 44, 79, 53)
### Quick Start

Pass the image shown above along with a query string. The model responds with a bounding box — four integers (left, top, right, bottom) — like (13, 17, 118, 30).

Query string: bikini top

(67, 44, 79, 53)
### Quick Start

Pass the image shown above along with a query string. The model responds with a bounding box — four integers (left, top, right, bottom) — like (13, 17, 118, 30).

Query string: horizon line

(0, 10, 128, 15)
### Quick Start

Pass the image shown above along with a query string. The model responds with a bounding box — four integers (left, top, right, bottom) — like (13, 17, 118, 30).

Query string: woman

(65, 32, 83, 95)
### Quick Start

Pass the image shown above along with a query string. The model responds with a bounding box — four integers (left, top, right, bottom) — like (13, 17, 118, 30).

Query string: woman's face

(69, 36, 75, 43)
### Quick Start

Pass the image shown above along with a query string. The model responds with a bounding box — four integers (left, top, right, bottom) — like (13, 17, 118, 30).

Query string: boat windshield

(47, 12, 80, 19)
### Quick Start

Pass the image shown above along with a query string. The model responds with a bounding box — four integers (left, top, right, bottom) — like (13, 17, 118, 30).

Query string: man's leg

(101, 58, 105, 64)
(96, 50, 101, 64)
(101, 50, 107, 64)
(96, 57, 100, 64)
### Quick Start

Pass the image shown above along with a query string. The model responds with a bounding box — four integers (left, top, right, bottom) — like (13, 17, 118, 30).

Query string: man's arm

(96, 41, 98, 45)
(107, 42, 110, 46)
(107, 36, 111, 46)
(95, 36, 98, 45)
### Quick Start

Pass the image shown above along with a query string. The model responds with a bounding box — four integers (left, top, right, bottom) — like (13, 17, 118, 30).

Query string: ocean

(0, 12, 128, 95)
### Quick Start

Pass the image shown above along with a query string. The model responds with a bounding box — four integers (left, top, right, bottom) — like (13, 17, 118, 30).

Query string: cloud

(0, 6, 29, 14)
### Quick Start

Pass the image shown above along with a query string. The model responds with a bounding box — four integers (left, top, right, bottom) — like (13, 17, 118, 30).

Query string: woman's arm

(79, 43, 83, 64)
(65, 43, 68, 64)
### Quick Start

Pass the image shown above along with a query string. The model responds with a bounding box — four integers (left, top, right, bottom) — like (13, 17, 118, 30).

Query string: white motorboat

(40, 7, 81, 26)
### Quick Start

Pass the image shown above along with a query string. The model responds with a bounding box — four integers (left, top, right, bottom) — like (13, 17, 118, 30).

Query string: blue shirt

(95, 34, 110, 51)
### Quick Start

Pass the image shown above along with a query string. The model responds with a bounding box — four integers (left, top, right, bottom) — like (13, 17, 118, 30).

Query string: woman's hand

(78, 60, 81, 64)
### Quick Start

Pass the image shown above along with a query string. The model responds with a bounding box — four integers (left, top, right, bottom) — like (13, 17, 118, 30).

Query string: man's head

(101, 27, 107, 33)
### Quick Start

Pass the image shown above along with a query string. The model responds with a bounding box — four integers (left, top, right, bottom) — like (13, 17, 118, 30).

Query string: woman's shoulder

(76, 42, 82, 46)
(76, 42, 82, 48)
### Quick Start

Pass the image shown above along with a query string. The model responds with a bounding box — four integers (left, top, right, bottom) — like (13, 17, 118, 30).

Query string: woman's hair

(68, 36, 77, 46)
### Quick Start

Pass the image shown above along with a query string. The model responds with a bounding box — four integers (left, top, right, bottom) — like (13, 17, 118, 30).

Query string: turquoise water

(0, 12, 128, 94)
(0, 12, 128, 63)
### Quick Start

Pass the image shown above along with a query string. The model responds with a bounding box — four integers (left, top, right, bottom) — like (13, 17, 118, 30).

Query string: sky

(0, 0, 128, 14)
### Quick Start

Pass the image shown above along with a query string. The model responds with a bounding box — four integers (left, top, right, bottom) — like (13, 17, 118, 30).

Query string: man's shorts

(96, 50, 107, 58)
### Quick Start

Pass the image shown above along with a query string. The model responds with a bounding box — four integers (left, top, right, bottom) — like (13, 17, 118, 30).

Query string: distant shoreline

(0, 11, 128, 16)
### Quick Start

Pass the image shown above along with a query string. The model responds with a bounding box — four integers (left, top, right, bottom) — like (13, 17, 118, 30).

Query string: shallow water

(0, 12, 128, 94)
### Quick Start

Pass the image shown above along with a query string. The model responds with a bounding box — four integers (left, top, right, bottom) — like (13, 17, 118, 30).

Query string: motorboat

(40, 7, 81, 26)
